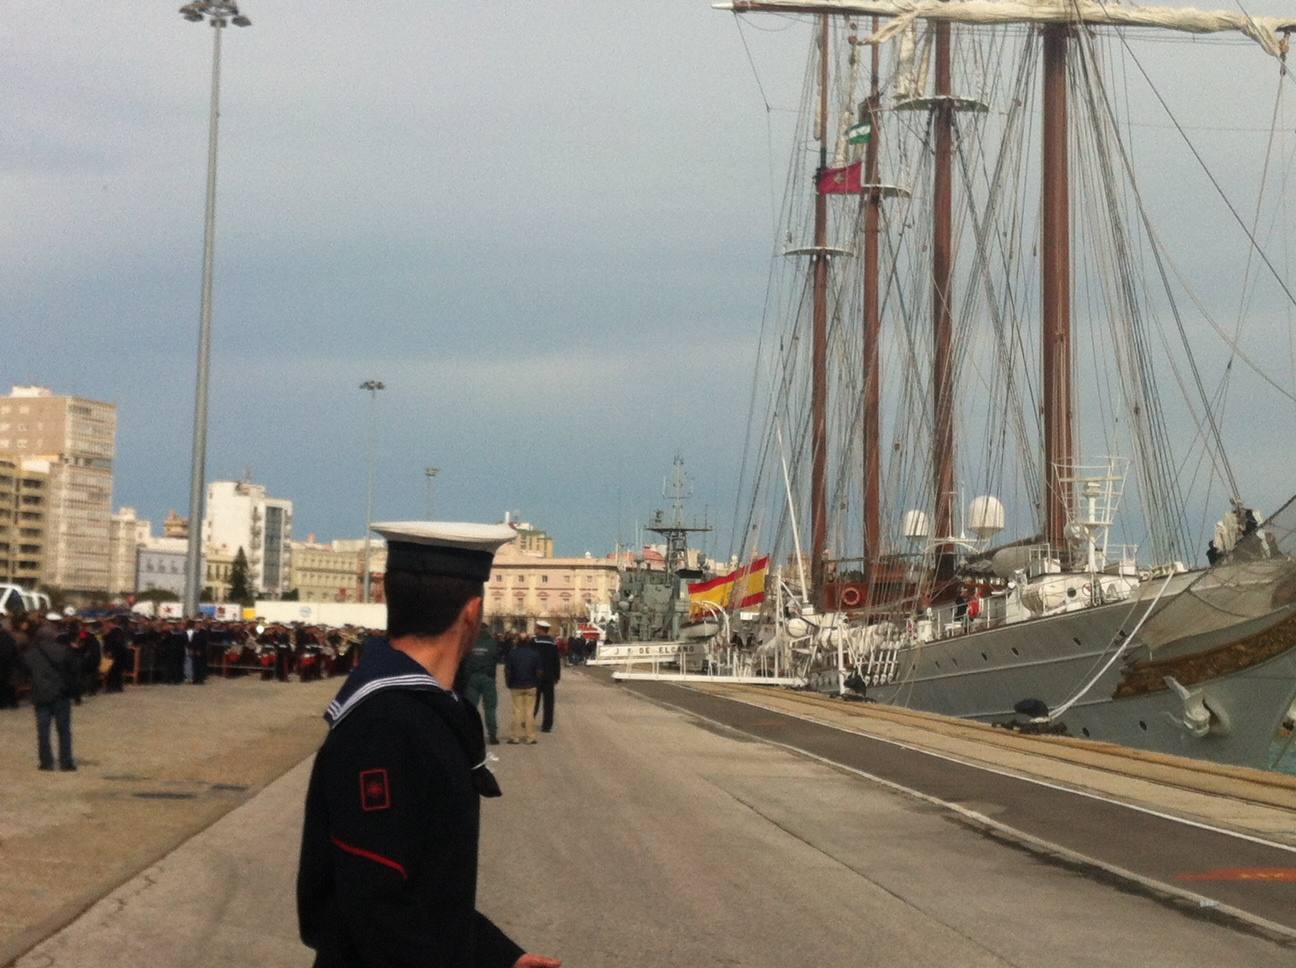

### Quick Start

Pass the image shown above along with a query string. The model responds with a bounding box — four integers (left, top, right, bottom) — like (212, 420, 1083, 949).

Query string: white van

(21, 590, 50, 614)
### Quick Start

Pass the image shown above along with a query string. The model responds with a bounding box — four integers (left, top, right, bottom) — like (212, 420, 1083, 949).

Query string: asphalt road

(15, 670, 1296, 968)
(612, 673, 1296, 936)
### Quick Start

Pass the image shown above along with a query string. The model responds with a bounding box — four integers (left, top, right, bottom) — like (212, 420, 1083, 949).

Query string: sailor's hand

(513, 955, 561, 968)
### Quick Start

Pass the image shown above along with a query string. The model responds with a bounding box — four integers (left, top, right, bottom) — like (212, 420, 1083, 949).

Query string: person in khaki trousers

(503, 634, 543, 744)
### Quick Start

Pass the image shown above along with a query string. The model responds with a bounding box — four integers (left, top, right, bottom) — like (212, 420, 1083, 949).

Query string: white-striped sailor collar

(324, 636, 456, 728)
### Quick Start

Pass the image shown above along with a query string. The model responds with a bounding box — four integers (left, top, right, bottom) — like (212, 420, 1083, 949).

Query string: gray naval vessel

(606, 458, 716, 646)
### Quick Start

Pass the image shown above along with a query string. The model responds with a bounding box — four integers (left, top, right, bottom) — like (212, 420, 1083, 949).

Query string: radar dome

(902, 509, 930, 539)
(967, 495, 1005, 540)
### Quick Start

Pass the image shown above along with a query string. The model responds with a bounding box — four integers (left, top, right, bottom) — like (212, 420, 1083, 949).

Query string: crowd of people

(0, 606, 599, 771)
(0, 611, 376, 703)
(0, 610, 381, 772)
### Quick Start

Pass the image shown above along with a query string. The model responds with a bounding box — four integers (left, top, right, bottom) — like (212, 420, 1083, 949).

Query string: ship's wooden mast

(932, 21, 957, 590)
(811, 13, 831, 608)
(720, 0, 1290, 590)
(862, 17, 883, 578)
(1041, 25, 1073, 555)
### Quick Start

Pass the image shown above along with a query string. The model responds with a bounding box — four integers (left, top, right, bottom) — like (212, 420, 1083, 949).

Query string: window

(541, 575, 549, 583)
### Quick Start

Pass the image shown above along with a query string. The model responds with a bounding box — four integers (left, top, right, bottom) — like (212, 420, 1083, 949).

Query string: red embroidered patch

(359, 768, 391, 812)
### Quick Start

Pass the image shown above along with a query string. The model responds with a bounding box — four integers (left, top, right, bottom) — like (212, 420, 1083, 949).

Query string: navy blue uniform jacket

(297, 638, 523, 968)
(502, 641, 542, 690)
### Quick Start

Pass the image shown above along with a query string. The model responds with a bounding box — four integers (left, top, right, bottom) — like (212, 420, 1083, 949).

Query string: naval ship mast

(646, 456, 713, 582)
(610, 458, 713, 644)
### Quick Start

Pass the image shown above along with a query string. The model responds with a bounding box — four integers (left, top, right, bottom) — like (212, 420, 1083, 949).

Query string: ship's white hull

(808, 564, 1296, 768)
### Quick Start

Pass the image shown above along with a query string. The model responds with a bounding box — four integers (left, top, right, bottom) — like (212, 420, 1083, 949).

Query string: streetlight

(181, 1, 252, 618)
(360, 380, 385, 603)
(424, 467, 439, 519)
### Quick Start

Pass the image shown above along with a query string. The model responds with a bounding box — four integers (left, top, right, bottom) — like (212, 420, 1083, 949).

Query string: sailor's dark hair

(384, 570, 483, 639)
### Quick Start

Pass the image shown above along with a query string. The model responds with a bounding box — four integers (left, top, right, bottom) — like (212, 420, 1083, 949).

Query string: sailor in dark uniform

(296, 521, 561, 968)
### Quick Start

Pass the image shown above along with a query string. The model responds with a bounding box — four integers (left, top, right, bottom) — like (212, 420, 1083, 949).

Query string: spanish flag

(688, 556, 771, 617)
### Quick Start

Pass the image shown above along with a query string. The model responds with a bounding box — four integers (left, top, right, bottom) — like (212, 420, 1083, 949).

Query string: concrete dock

(8, 670, 1296, 967)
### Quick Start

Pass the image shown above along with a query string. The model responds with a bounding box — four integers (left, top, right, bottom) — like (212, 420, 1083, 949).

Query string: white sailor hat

(535, 619, 551, 630)
(372, 521, 516, 583)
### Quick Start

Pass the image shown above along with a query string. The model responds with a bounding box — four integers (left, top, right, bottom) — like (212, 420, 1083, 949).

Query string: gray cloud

(9, 2, 1296, 561)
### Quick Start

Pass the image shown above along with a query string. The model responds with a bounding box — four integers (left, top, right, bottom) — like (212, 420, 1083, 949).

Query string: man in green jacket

(463, 625, 501, 744)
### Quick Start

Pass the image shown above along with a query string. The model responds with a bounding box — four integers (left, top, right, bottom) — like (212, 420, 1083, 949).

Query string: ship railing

(1100, 544, 1140, 576)
(923, 598, 1009, 640)
(1025, 543, 1063, 578)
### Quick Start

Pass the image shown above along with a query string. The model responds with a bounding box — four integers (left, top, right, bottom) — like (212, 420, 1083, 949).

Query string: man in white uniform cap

(296, 521, 561, 968)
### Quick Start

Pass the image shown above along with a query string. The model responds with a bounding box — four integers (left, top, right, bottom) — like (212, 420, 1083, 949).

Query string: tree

(229, 547, 254, 606)
(136, 588, 180, 604)
(282, 588, 300, 601)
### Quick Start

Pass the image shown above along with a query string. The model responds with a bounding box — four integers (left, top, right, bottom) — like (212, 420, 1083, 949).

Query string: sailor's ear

(461, 596, 484, 631)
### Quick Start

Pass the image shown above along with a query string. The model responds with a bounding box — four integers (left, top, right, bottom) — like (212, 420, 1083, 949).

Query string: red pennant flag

(817, 161, 863, 195)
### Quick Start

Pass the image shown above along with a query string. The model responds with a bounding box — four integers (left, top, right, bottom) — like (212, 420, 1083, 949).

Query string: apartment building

(0, 386, 116, 593)
(203, 479, 293, 597)
(108, 506, 152, 595)
(0, 457, 47, 588)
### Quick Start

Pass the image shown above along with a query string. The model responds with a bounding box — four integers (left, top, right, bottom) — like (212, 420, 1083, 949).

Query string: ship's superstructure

(609, 458, 713, 643)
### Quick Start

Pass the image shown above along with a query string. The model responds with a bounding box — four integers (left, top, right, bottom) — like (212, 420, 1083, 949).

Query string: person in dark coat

(530, 621, 560, 733)
(275, 627, 293, 682)
(295, 521, 559, 968)
(59, 620, 90, 705)
(503, 632, 543, 745)
(18, 614, 78, 770)
(79, 622, 103, 697)
(0, 616, 19, 708)
(102, 618, 131, 693)
(188, 620, 210, 685)
(164, 623, 187, 684)
(134, 621, 159, 683)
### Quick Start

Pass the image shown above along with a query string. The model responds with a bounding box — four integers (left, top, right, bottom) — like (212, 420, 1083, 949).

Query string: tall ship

(697, 0, 1296, 769)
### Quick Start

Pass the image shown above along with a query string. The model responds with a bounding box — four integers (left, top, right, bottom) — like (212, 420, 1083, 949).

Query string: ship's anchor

(1161, 676, 1232, 738)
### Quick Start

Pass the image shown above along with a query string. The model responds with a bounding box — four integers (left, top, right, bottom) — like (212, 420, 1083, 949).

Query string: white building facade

(136, 536, 189, 597)
(202, 480, 293, 597)
(108, 507, 152, 595)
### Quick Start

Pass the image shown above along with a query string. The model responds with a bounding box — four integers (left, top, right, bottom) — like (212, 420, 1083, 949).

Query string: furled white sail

(716, 1, 1296, 58)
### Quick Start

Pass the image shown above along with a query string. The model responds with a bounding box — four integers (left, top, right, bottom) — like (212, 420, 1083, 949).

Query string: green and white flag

(847, 119, 872, 144)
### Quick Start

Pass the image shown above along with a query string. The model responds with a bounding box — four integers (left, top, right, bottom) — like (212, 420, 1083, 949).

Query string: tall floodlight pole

(360, 380, 385, 602)
(181, 1, 252, 618)
(424, 467, 439, 519)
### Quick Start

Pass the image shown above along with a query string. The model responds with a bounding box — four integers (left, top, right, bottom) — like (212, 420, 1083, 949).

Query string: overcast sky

(6, 1, 1295, 559)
